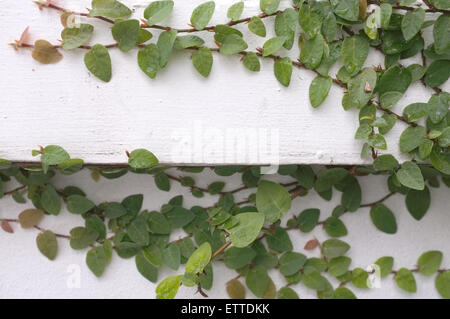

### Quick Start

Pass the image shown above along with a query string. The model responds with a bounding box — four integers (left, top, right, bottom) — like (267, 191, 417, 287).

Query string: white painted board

(0, 0, 447, 165)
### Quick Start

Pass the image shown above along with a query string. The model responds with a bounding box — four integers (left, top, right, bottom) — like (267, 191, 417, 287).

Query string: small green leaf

(90, 0, 132, 19)
(403, 103, 429, 122)
(226, 279, 246, 299)
(256, 180, 291, 222)
(136, 252, 158, 283)
(400, 126, 427, 153)
(70, 227, 99, 250)
(396, 161, 425, 190)
(328, 256, 352, 277)
(274, 57, 292, 87)
(40, 145, 70, 173)
(163, 243, 181, 270)
(436, 271, 450, 299)
(309, 76, 332, 108)
(192, 47, 213, 78)
(220, 34, 248, 55)
(342, 35, 369, 75)
(156, 275, 183, 299)
(104, 202, 128, 218)
(266, 226, 293, 253)
(434, 15, 450, 54)
(174, 35, 204, 50)
(325, 217, 348, 237)
(321, 239, 350, 259)
(246, 265, 270, 297)
(375, 256, 394, 278)
(260, 0, 280, 15)
(373, 154, 399, 171)
(138, 44, 160, 79)
(128, 149, 158, 169)
(314, 168, 348, 193)
(229, 213, 265, 248)
(127, 216, 150, 246)
(279, 252, 307, 276)
(155, 173, 170, 191)
(61, 24, 94, 50)
(224, 247, 256, 269)
(36, 230, 58, 260)
(190, 1, 215, 31)
(144, 0, 174, 26)
(370, 204, 397, 234)
(262, 36, 286, 57)
(112, 19, 140, 52)
(299, 34, 324, 69)
(331, 0, 359, 21)
(67, 195, 95, 214)
(248, 16, 267, 37)
(395, 268, 417, 293)
(243, 52, 261, 72)
(84, 44, 112, 82)
(334, 287, 357, 299)
(19, 209, 44, 229)
(227, 2, 244, 22)
(418, 251, 443, 276)
(424, 60, 450, 88)
(405, 186, 430, 220)
(157, 30, 177, 68)
(401, 8, 425, 41)
(297, 208, 320, 233)
(183, 242, 212, 286)
(41, 184, 61, 215)
(277, 287, 299, 299)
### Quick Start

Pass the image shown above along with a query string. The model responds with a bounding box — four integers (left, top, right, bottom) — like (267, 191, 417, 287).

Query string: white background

(1, 169, 449, 299)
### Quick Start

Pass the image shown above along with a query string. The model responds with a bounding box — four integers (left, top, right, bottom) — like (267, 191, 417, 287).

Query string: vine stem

(0, 218, 71, 239)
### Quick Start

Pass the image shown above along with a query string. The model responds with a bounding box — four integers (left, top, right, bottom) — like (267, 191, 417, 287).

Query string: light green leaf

(136, 252, 158, 283)
(399, 126, 427, 153)
(138, 44, 160, 79)
(70, 227, 99, 250)
(401, 8, 425, 41)
(229, 212, 265, 248)
(396, 161, 425, 190)
(62, 24, 94, 50)
(36, 230, 58, 260)
(243, 52, 261, 72)
(156, 275, 183, 299)
(325, 217, 348, 237)
(190, 1, 215, 31)
(112, 19, 140, 52)
(256, 180, 291, 222)
(375, 256, 394, 278)
(342, 35, 369, 76)
(436, 271, 450, 299)
(300, 34, 324, 69)
(67, 195, 95, 214)
(227, 2, 244, 22)
(260, 0, 280, 15)
(418, 251, 443, 276)
(262, 36, 286, 57)
(128, 149, 159, 169)
(309, 76, 332, 108)
(220, 34, 248, 55)
(395, 268, 417, 293)
(434, 14, 450, 54)
(274, 57, 292, 87)
(192, 47, 213, 77)
(330, 0, 359, 21)
(248, 16, 267, 37)
(90, 0, 132, 19)
(321, 239, 350, 259)
(144, 0, 174, 26)
(84, 44, 112, 82)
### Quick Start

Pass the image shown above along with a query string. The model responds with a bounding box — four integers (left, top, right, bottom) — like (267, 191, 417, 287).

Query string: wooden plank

(0, 0, 446, 165)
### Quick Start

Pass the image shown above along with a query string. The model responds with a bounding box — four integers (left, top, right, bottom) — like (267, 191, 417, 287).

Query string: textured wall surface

(0, 169, 449, 299)
(1, 0, 447, 165)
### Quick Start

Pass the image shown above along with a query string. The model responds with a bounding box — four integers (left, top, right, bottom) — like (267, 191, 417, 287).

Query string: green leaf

(347, 67, 377, 108)
(144, 0, 174, 26)
(395, 268, 417, 293)
(278, 287, 299, 299)
(436, 271, 450, 299)
(174, 35, 205, 50)
(299, 34, 324, 69)
(136, 252, 158, 283)
(377, 66, 412, 109)
(112, 19, 140, 52)
(400, 126, 427, 153)
(192, 47, 213, 78)
(297, 208, 320, 233)
(375, 256, 394, 278)
(227, 2, 244, 22)
(183, 242, 212, 286)
(224, 247, 256, 269)
(155, 173, 170, 191)
(166, 206, 195, 228)
(137, 29, 153, 45)
(18, 209, 44, 229)
(256, 180, 291, 222)
(334, 287, 356, 299)
(405, 186, 430, 220)
(84, 44, 112, 82)
(331, 0, 359, 21)
(248, 16, 267, 37)
(298, 4, 322, 40)
(274, 57, 292, 87)
(439, 127, 450, 147)
(36, 230, 58, 260)
(275, 8, 297, 49)
(40, 145, 70, 173)
(127, 216, 150, 246)
(163, 243, 181, 270)
(243, 52, 261, 72)
(156, 275, 183, 299)
(342, 35, 369, 75)
(220, 34, 248, 55)
(328, 256, 352, 277)
(370, 203, 397, 234)
(67, 195, 95, 214)
(396, 161, 425, 190)
(41, 184, 61, 215)
(403, 103, 429, 122)
(418, 251, 443, 276)
(266, 226, 293, 253)
(85, 215, 106, 239)
(368, 134, 387, 150)
(70, 227, 99, 250)
(427, 93, 450, 124)
(246, 265, 270, 297)
(138, 44, 160, 79)
(157, 30, 177, 68)
(430, 145, 450, 175)
(302, 268, 329, 291)
(58, 158, 84, 175)
(190, 1, 215, 31)
(147, 211, 171, 234)
(425, 60, 450, 88)
(315, 168, 348, 193)
(352, 268, 369, 288)
(321, 239, 350, 259)
(373, 154, 399, 171)
(86, 246, 107, 277)
(128, 149, 158, 169)
(104, 202, 128, 218)
(229, 212, 265, 248)
(401, 8, 425, 41)
(61, 24, 94, 50)
(434, 15, 450, 54)
(260, 0, 280, 15)
(227, 279, 246, 299)
(262, 36, 286, 57)
(325, 217, 348, 237)
(279, 252, 307, 276)
(309, 76, 332, 108)
(90, 0, 132, 19)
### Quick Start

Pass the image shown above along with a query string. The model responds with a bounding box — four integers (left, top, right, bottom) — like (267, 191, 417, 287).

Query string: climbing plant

(2, 0, 450, 299)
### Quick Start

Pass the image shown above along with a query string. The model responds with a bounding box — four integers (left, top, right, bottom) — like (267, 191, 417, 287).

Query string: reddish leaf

(304, 239, 320, 250)
(1, 220, 14, 233)
(18, 26, 30, 47)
